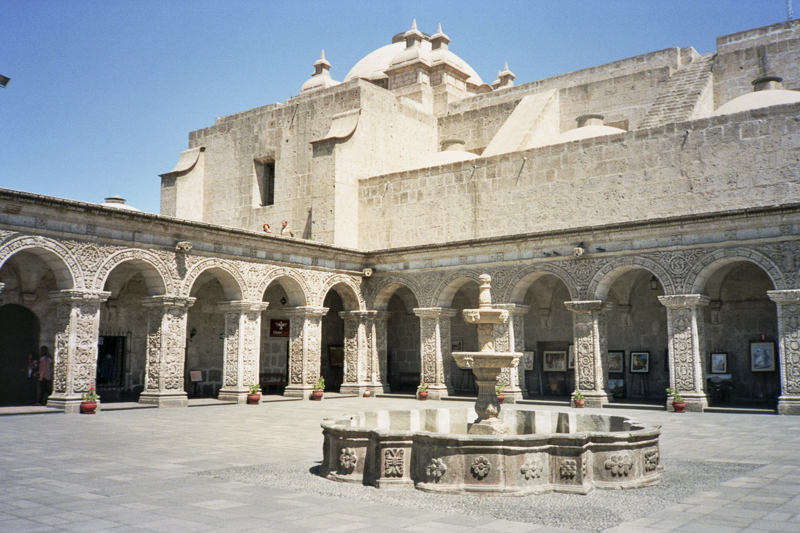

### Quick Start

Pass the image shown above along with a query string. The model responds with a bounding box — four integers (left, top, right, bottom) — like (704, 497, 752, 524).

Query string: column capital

(141, 295, 196, 309)
(284, 306, 328, 318)
(413, 307, 459, 319)
(217, 300, 269, 313)
(768, 289, 800, 304)
(50, 289, 111, 304)
(494, 303, 531, 316)
(564, 300, 613, 313)
(658, 294, 710, 309)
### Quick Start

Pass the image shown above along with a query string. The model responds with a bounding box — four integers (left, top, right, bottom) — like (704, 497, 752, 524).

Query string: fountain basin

(321, 408, 661, 495)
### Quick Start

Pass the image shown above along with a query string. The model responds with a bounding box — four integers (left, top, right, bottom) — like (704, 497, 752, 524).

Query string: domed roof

(555, 124, 626, 144)
(100, 196, 141, 212)
(712, 88, 800, 116)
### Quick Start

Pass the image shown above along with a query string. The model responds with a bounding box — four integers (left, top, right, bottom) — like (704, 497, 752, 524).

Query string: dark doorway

(0, 304, 40, 405)
(97, 336, 126, 401)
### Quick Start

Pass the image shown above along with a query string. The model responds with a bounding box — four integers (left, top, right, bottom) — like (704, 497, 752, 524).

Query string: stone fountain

(451, 274, 522, 434)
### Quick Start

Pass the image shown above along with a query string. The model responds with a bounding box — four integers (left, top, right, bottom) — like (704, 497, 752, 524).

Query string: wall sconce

(650, 276, 659, 291)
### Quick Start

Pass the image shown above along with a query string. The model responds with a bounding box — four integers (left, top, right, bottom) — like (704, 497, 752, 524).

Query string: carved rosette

(383, 448, 404, 477)
(564, 301, 612, 396)
(286, 307, 327, 387)
(768, 290, 800, 402)
(604, 453, 634, 477)
(413, 308, 458, 393)
(49, 290, 110, 398)
(645, 449, 660, 472)
(339, 447, 358, 471)
(470, 456, 492, 479)
(426, 457, 447, 481)
(659, 295, 710, 394)
(141, 296, 195, 394)
(520, 454, 544, 480)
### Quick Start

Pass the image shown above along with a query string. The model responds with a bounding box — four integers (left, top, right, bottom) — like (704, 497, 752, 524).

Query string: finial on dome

(431, 22, 450, 49)
(301, 49, 339, 93)
(492, 62, 515, 90)
(411, 19, 417, 31)
(403, 18, 424, 47)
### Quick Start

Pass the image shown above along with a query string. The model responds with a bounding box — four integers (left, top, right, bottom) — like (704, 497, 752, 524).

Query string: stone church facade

(2, 20, 800, 414)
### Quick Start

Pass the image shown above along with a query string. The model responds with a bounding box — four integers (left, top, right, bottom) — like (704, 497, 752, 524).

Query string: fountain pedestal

(452, 275, 521, 435)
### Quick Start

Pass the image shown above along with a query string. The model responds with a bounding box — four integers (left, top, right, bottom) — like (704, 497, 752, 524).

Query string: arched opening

(260, 276, 305, 395)
(0, 304, 40, 405)
(700, 261, 778, 408)
(321, 291, 345, 392)
(384, 286, 420, 393)
(440, 278, 480, 395)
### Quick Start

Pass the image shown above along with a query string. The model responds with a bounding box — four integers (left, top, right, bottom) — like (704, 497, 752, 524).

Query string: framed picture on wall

(568, 345, 575, 369)
(270, 319, 290, 337)
(710, 353, 727, 374)
(609, 378, 625, 399)
(523, 351, 535, 371)
(608, 351, 624, 373)
(543, 351, 567, 372)
(750, 342, 775, 372)
(630, 351, 650, 373)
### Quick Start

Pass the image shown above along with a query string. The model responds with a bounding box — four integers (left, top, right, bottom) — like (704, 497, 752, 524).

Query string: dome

(555, 124, 626, 144)
(403, 150, 478, 172)
(712, 89, 800, 116)
(100, 196, 141, 212)
(345, 42, 405, 82)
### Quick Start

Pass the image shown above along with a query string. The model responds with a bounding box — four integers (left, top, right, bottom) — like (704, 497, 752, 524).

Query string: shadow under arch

(507, 267, 579, 304)
(0, 237, 79, 290)
(371, 279, 422, 311)
(99, 256, 169, 297)
(257, 269, 309, 307)
(435, 273, 482, 308)
(185, 260, 245, 301)
(590, 257, 673, 301)
(689, 250, 786, 295)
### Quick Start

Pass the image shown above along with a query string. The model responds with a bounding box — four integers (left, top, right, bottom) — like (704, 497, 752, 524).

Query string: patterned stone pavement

(1, 397, 799, 532)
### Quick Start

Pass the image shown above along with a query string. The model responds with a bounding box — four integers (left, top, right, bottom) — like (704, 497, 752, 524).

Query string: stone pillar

(564, 300, 613, 408)
(339, 310, 371, 396)
(139, 295, 196, 408)
(47, 290, 110, 413)
(217, 301, 269, 404)
(373, 311, 391, 394)
(658, 294, 710, 412)
(494, 304, 530, 402)
(767, 290, 800, 415)
(284, 306, 328, 399)
(413, 308, 458, 399)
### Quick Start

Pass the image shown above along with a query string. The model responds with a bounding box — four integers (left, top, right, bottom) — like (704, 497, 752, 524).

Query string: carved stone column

(494, 304, 531, 402)
(217, 301, 269, 403)
(47, 290, 110, 413)
(284, 306, 328, 399)
(373, 311, 391, 394)
(564, 300, 613, 408)
(339, 310, 372, 396)
(139, 295, 196, 408)
(767, 290, 800, 415)
(658, 294, 710, 412)
(413, 308, 458, 399)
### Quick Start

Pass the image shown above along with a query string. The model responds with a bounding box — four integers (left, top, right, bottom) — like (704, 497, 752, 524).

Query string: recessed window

(255, 159, 275, 206)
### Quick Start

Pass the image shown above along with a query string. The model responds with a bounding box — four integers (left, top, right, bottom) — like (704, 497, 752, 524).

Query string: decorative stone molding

(767, 289, 800, 414)
(339, 310, 373, 395)
(284, 306, 328, 398)
(564, 300, 613, 408)
(658, 294, 710, 412)
(46, 289, 111, 413)
(0, 235, 83, 290)
(138, 295, 196, 408)
(91, 247, 173, 294)
(217, 301, 269, 403)
(413, 307, 459, 399)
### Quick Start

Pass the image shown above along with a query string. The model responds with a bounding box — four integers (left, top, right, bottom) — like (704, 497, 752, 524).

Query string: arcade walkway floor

(1, 396, 799, 533)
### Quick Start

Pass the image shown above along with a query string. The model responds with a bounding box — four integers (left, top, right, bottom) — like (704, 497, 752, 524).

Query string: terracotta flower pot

(363, 390, 371, 398)
(672, 401, 686, 413)
(573, 398, 585, 408)
(497, 394, 505, 404)
(80, 401, 97, 414)
(247, 393, 261, 405)
(418, 390, 428, 401)
(311, 390, 324, 401)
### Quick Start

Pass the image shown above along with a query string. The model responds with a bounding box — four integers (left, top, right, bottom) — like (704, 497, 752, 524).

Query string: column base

(284, 385, 312, 399)
(667, 393, 708, 412)
(502, 387, 524, 404)
(583, 392, 612, 408)
(46, 394, 82, 414)
(424, 384, 451, 400)
(778, 395, 800, 415)
(138, 391, 188, 408)
(218, 388, 248, 404)
(338, 383, 366, 396)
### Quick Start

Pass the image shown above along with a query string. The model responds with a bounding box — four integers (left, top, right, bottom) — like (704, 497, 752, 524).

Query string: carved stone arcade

(564, 300, 613, 408)
(658, 294, 710, 412)
(218, 301, 269, 403)
(47, 290, 110, 413)
(139, 295, 196, 408)
(768, 289, 800, 415)
(413, 307, 458, 399)
(284, 306, 327, 399)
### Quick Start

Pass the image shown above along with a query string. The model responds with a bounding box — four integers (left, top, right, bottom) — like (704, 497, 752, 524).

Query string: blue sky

(0, 0, 791, 214)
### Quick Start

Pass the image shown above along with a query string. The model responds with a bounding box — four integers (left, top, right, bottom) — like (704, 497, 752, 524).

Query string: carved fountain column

(564, 300, 613, 408)
(658, 294, 710, 412)
(413, 307, 458, 399)
(768, 290, 800, 415)
(139, 295, 196, 408)
(47, 289, 110, 413)
(217, 301, 269, 403)
(284, 306, 328, 399)
(494, 304, 530, 402)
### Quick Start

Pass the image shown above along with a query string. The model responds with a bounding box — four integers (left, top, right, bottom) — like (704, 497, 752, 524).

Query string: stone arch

(316, 274, 364, 311)
(0, 236, 81, 290)
(435, 271, 486, 308)
(589, 256, 675, 301)
(505, 263, 579, 303)
(256, 268, 310, 307)
(92, 249, 172, 295)
(183, 258, 246, 301)
(688, 248, 787, 294)
(368, 276, 423, 311)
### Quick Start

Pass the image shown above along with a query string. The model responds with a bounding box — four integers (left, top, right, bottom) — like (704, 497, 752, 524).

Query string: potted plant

(417, 382, 429, 401)
(247, 384, 261, 405)
(80, 387, 99, 414)
(311, 376, 325, 401)
(495, 384, 506, 404)
(572, 390, 585, 408)
(666, 387, 685, 413)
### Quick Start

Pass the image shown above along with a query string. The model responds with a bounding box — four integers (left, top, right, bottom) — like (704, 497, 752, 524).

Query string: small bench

(260, 373, 288, 394)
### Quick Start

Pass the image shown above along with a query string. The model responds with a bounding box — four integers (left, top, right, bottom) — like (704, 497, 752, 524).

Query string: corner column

(767, 289, 800, 415)
(48, 289, 110, 413)
(564, 300, 613, 408)
(658, 294, 710, 412)
(494, 304, 531, 402)
(284, 306, 328, 399)
(139, 295, 196, 408)
(217, 301, 270, 403)
(413, 308, 458, 399)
